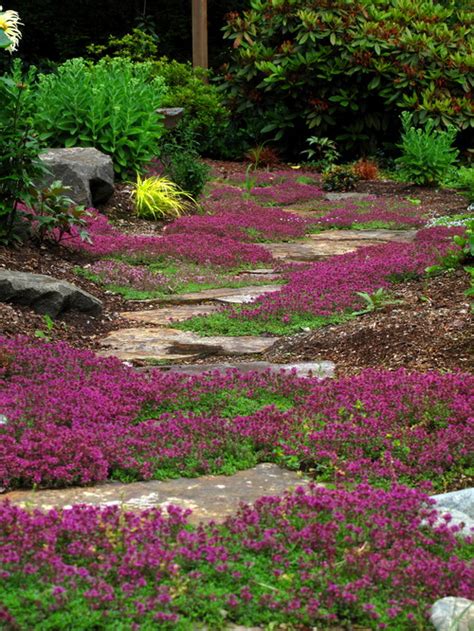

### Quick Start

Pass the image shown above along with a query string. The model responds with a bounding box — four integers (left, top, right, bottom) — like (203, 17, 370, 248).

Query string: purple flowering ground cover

(180, 227, 465, 335)
(1, 169, 472, 629)
(1, 484, 472, 629)
(1, 337, 472, 492)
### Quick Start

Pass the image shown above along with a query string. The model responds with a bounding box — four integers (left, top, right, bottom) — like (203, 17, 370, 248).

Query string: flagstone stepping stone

(265, 238, 381, 261)
(123, 304, 221, 325)
(155, 285, 281, 305)
(324, 192, 372, 201)
(3, 464, 309, 525)
(161, 360, 335, 378)
(265, 229, 417, 262)
(310, 229, 417, 242)
(100, 327, 277, 361)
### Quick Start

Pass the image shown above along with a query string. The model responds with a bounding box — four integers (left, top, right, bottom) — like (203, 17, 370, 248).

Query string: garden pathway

(99, 227, 417, 363)
(4, 464, 309, 525)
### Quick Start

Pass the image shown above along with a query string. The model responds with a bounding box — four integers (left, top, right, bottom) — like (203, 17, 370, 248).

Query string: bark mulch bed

(265, 270, 473, 376)
(0, 243, 129, 350)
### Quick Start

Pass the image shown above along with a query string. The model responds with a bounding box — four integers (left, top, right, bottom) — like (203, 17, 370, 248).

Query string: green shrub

(159, 134, 210, 198)
(150, 57, 232, 157)
(322, 165, 359, 192)
(0, 60, 44, 244)
(395, 112, 459, 186)
(31, 57, 167, 180)
(447, 167, 474, 203)
(86, 28, 158, 63)
(221, 0, 473, 156)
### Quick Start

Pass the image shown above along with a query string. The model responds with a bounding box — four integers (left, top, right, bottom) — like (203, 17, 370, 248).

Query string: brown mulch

(265, 270, 474, 376)
(0, 243, 130, 350)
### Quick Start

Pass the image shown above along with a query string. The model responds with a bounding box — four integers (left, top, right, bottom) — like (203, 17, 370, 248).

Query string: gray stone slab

(3, 463, 309, 525)
(264, 229, 417, 262)
(432, 487, 474, 519)
(309, 229, 417, 242)
(0, 270, 102, 317)
(429, 507, 474, 539)
(156, 285, 281, 305)
(122, 304, 221, 325)
(430, 598, 474, 631)
(100, 327, 277, 361)
(163, 360, 335, 378)
(324, 192, 372, 201)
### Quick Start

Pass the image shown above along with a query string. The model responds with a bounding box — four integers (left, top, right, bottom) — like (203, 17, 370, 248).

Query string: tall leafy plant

(0, 10, 44, 243)
(395, 112, 459, 186)
(32, 57, 167, 179)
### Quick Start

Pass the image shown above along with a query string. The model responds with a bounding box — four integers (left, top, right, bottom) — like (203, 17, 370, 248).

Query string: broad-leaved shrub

(32, 57, 167, 179)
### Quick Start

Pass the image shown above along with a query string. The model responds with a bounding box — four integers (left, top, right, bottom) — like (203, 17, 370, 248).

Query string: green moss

(177, 310, 352, 336)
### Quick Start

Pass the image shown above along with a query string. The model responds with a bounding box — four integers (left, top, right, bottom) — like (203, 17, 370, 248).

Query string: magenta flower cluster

(89, 260, 168, 291)
(0, 484, 471, 628)
(237, 227, 464, 321)
(165, 198, 310, 241)
(64, 210, 273, 268)
(250, 181, 324, 205)
(1, 337, 471, 491)
(315, 198, 424, 229)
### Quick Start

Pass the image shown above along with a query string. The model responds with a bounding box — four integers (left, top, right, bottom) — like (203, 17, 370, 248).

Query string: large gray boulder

(39, 147, 114, 207)
(0, 270, 102, 317)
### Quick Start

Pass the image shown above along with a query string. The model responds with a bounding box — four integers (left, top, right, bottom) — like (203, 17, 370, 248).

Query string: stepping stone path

(265, 229, 417, 261)
(4, 464, 308, 526)
(100, 326, 277, 362)
(159, 360, 335, 378)
(152, 284, 281, 305)
(99, 228, 418, 362)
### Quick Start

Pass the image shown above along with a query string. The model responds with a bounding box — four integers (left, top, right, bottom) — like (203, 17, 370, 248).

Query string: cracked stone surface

(3, 464, 309, 525)
(264, 229, 417, 261)
(100, 327, 278, 361)
(324, 192, 372, 201)
(161, 360, 335, 378)
(155, 285, 281, 305)
(122, 304, 221, 325)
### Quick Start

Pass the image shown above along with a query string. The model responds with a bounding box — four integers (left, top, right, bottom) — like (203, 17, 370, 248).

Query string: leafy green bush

(447, 167, 474, 203)
(31, 57, 167, 179)
(221, 0, 473, 156)
(22, 181, 90, 245)
(150, 57, 233, 157)
(0, 60, 44, 244)
(395, 112, 459, 186)
(322, 165, 359, 191)
(159, 134, 210, 198)
(84, 29, 235, 158)
(86, 28, 158, 63)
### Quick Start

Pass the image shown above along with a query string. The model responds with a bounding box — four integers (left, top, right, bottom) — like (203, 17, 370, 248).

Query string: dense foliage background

(10, 0, 248, 65)
(221, 0, 473, 156)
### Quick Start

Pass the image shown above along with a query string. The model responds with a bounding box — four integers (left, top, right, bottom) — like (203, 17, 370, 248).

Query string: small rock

(430, 597, 473, 631)
(432, 488, 474, 520)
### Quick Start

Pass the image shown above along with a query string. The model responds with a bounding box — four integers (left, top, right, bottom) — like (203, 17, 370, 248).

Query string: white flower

(0, 6, 22, 52)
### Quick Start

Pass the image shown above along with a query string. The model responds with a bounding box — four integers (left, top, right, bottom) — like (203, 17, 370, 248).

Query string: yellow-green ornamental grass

(132, 175, 195, 220)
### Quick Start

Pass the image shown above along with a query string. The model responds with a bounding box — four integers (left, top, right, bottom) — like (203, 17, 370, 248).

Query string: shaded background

(11, 0, 248, 67)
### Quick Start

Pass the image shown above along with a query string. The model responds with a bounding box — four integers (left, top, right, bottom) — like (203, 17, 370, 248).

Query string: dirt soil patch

(265, 270, 473, 376)
(0, 243, 129, 349)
